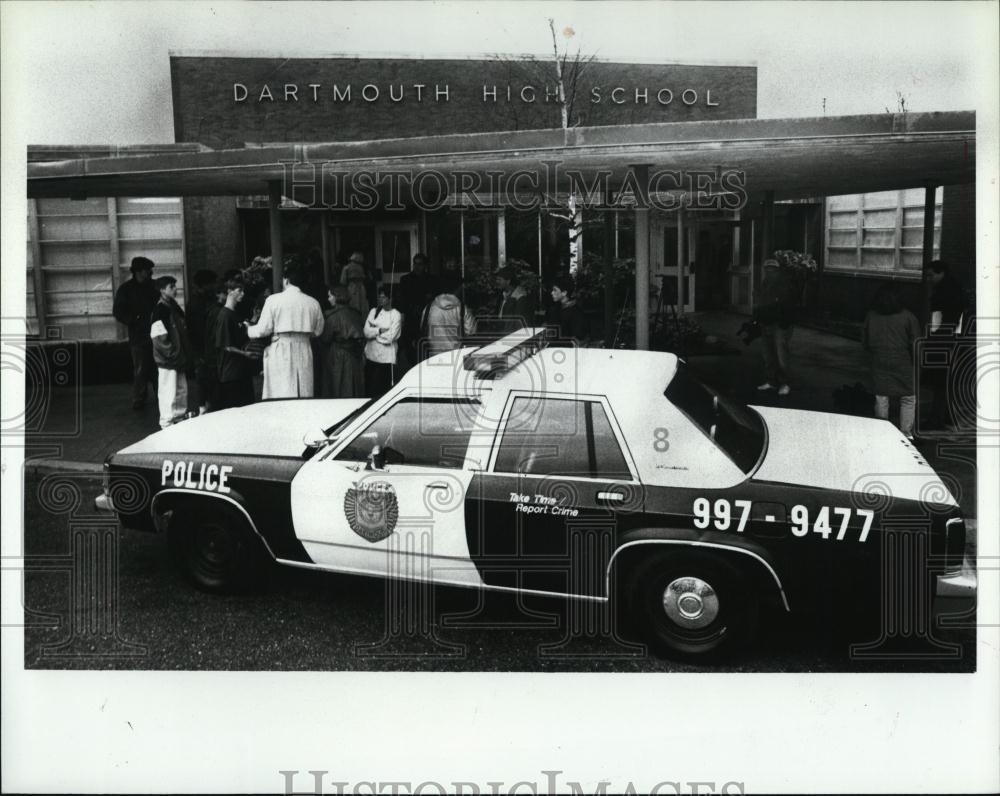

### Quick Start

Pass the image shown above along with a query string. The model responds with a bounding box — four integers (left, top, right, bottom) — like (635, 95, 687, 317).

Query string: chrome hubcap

(663, 577, 719, 629)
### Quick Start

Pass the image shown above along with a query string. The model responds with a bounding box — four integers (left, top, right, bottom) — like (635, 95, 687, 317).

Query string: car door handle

(597, 491, 625, 502)
(426, 483, 450, 491)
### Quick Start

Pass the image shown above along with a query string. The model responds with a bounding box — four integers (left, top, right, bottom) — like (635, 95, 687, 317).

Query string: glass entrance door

(651, 214, 696, 313)
(375, 224, 419, 286)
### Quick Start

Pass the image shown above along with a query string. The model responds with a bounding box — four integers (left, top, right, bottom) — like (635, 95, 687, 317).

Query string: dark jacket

(201, 302, 224, 373)
(755, 268, 798, 328)
(930, 273, 965, 331)
(150, 297, 191, 371)
(545, 300, 589, 345)
(863, 308, 920, 396)
(112, 277, 159, 345)
(497, 285, 536, 331)
(215, 306, 251, 384)
(397, 271, 438, 338)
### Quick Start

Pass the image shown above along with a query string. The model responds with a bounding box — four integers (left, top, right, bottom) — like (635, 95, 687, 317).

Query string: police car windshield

(324, 399, 376, 438)
(664, 366, 765, 474)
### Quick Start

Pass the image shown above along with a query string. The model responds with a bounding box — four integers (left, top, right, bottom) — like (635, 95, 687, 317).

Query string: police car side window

(335, 398, 479, 468)
(494, 397, 631, 479)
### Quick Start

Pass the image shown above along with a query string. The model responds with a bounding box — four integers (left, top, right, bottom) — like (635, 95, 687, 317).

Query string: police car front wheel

(168, 506, 268, 593)
(628, 551, 758, 660)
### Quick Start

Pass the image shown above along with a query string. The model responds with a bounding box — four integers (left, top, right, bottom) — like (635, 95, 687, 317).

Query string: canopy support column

(268, 180, 284, 292)
(922, 185, 938, 267)
(603, 210, 615, 346)
(921, 183, 939, 325)
(632, 164, 651, 350)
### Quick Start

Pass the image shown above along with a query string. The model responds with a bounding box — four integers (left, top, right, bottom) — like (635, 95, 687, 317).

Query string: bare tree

(492, 21, 598, 273)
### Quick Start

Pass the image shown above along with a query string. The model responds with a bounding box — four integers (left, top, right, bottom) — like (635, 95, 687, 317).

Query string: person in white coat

(363, 285, 402, 399)
(246, 259, 325, 399)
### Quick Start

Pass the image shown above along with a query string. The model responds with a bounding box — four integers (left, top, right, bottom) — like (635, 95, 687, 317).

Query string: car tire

(626, 551, 758, 660)
(167, 505, 268, 593)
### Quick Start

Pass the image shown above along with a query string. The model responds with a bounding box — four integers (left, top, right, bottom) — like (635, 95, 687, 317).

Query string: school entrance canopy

(27, 111, 975, 347)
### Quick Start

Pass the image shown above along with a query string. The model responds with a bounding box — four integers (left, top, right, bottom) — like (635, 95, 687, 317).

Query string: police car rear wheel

(168, 507, 267, 593)
(628, 552, 757, 659)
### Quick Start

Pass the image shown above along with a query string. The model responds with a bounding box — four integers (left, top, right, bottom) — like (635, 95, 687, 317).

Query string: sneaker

(757, 382, 776, 391)
(777, 385, 791, 396)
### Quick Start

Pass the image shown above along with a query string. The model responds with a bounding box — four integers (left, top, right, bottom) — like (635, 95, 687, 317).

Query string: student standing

(149, 275, 192, 428)
(545, 275, 589, 346)
(246, 260, 325, 399)
(112, 256, 159, 410)
(319, 285, 366, 399)
(863, 284, 920, 439)
(363, 285, 402, 399)
(424, 272, 477, 357)
(215, 277, 256, 410)
(754, 259, 797, 396)
(923, 259, 966, 430)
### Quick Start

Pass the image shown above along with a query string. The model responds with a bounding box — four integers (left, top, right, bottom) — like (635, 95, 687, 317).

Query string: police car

(96, 328, 975, 659)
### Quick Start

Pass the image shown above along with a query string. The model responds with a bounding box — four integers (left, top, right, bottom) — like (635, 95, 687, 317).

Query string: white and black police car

(96, 328, 976, 659)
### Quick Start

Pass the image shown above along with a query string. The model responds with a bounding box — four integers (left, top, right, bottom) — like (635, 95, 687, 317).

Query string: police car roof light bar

(463, 327, 550, 379)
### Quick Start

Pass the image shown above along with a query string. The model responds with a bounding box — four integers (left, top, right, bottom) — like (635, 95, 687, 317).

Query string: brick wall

(170, 56, 757, 149)
(182, 196, 244, 274)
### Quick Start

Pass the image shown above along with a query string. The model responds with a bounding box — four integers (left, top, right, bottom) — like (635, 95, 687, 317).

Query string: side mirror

(303, 428, 332, 449)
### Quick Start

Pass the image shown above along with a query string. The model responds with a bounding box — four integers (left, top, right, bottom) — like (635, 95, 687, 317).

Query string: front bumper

(934, 554, 977, 625)
(936, 560, 977, 600)
(94, 493, 115, 513)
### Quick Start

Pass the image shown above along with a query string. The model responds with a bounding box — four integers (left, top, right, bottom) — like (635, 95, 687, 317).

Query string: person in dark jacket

(923, 259, 967, 430)
(187, 269, 222, 414)
(319, 284, 365, 399)
(754, 259, 798, 396)
(496, 266, 536, 334)
(150, 275, 192, 428)
(214, 277, 255, 410)
(200, 280, 227, 413)
(396, 253, 438, 365)
(545, 275, 588, 346)
(863, 284, 920, 439)
(112, 256, 159, 409)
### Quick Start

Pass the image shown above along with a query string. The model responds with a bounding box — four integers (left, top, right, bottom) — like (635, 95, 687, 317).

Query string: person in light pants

(150, 275, 192, 428)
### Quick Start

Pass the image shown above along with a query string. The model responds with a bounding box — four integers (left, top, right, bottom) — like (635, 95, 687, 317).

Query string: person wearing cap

(246, 258, 325, 399)
(754, 258, 797, 396)
(112, 256, 159, 410)
(340, 250, 370, 318)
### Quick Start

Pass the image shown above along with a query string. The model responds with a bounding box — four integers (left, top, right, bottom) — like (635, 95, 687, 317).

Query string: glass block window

(824, 188, 941, 277)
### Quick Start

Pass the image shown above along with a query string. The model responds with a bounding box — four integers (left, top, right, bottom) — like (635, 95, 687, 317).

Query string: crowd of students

(114, 251, 591, 429)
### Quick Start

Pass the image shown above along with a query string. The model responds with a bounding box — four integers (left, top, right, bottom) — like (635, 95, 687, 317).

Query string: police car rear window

(664, 366, 765, 474)
(494, 397, 632, 480)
